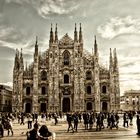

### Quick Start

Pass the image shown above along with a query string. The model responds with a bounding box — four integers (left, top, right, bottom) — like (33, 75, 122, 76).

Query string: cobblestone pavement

(1, 117, 140, 140)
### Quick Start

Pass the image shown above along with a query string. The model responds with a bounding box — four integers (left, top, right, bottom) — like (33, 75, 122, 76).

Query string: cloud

(5, 0, 29, 4)
(33, 0, 79, 18)
(5, 0, 79, 18)
(97, 16, 140, 39)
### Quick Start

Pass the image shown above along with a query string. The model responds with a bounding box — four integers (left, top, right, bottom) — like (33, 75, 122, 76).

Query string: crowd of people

(0, 111, 140, 139)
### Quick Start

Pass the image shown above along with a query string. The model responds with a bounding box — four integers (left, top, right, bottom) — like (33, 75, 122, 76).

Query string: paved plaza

(1, 116, 140, 140)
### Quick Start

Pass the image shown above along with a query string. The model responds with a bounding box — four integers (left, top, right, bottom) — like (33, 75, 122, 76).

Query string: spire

(94, 35, 98, 54)
(113, 48, 118, 72)
(79, 23, 83, 43)
(14, 49, 20, 70)
(74, 23, 78, 42)
(20, 48, 24, 70)
(35, 36, 38, 56)
(16, 49, 19, 58)
(20, 48, 23, 63)
(49, 23, 54, 44)
(109, 48, 113, 70)
(55, 23, 58, 42)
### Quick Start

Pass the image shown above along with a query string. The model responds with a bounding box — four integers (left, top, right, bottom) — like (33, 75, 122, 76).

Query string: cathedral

(12, 24, 120, 113)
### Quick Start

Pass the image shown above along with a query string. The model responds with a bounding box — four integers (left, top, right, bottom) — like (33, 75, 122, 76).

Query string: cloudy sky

(0, 0, 140, 95)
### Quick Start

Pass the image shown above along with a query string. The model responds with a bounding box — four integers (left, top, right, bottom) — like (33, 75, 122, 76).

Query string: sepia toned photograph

(0, 0, 140, 139)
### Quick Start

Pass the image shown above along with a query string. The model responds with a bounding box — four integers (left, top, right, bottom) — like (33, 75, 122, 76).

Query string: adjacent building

(12, 24, 120, 113)
(120, 90, 140, 111)
(0, 84, 12, 112)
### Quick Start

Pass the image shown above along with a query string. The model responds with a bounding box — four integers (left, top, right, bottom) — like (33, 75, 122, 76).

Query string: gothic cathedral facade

(12, 24, 120, 113)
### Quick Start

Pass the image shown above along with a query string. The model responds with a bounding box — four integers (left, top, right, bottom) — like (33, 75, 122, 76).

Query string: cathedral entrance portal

(40, 103, 46, 113)
(62, 98, 70, 112)
(25, 103, 31, 113)
(102, 102, 107, 112)
(86, 102, 92, 111)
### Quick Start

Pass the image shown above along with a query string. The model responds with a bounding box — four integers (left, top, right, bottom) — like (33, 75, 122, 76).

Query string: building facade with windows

(120, 90, 140, 111)
(12, 24, 120, 113)
(0, 85, 12, 112)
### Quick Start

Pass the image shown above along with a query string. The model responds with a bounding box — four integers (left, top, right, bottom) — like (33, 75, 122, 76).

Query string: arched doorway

(25, 103, 31, 113)
(87, 102, 92, 111)
(40, 103, 46, 113)
(62, 98, 70, 112)
(102, 102, 108, 112)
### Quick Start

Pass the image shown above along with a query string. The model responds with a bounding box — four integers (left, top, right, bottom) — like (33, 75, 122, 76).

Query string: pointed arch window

(63, 51, 70, 65)
(64, 74, 69, 83)
(41, 71, 47, 81)
(102, 86, 107, 93)
(87, 86, 91, 94)
(41, 86, 46, 95)
(86, 71, 92, 80)
(26, 87, 30, 95)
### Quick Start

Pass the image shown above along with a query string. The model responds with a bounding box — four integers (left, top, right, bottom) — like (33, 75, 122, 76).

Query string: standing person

(67, 113, 74, 133)
(78, 113, 82, 123)
(20, 114, 25, 125)
(0, 119, 4, 138)
(101, 113, 105, 129)
(27, 114, 32, 129)
(6, 118, 13, 136)
(123, 113, 128, 127)
(110, 113, 115, 129)
(136, 115, 140, 136)
(128, 112, 133, 126)
(125, 114, 129, 127)
(17, 113, 21, 124)
(89, 112, 93, 129)
(107, 113, 111, 128)
(73, 113, 79, 132)
(83, 112, 89, 130)
(96, 113, 101, 131)
(54, 113, 58, 125)
(27, 122, 39, 140)
(115, 113, 119, 129)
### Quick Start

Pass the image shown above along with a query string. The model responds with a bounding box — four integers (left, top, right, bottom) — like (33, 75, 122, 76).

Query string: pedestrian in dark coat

(0, 120, 4, 138)
(89, 113, 93, 129)
(73, 113, 79, 132)
(67, 113, 74, 133)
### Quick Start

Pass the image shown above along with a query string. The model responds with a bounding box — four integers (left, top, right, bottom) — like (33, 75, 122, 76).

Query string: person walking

(54, 113, 58, 125)
(67, 113, 74, 133)
(27, 114, 32, 129)
(20, 114, 25, 125)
